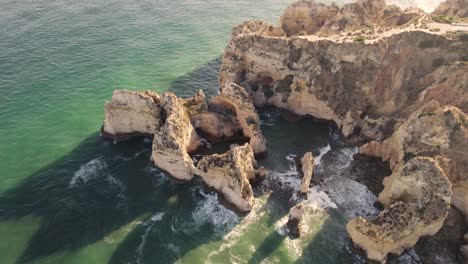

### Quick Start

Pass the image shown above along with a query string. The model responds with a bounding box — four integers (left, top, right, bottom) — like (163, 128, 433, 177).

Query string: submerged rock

(347, 157, 452, 262)
(195, 144, 256, 212)
(287, 203, 305, 238)
(102, 90, 162, 138)
(299, 152, 314, 194)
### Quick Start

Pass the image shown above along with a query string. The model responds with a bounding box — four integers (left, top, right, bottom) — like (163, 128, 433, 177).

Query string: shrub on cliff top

(354, 36, 365, 43)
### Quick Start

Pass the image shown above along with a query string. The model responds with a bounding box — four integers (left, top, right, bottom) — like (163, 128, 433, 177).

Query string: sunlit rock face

(151, 92, 200, 181)
(280, 0, 339, 36)
(432, 0, 468, 18)
(300, 152, 314, 194)
(195, 144, 256, 212)
(220, 6, 467, 140)
(347, 157, 452, 262)
(360, 102, 468, 220)
(279, 0, 423, 36)
(103, 90, 162, 138)
(211, 82, 267, 155)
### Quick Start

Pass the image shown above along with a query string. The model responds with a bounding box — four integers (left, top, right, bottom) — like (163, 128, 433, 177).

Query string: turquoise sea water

(0, 1, 422, 263)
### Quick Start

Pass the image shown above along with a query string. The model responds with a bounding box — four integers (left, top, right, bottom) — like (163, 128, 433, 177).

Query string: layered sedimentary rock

(280, 0, 339, 36)
(360, 102, 468, 219)
(195, 144, 256, 212)
(432, 0, 468, 18)
(151, 92, 200, 181)
(347, 157, 452, 262)
(102, 90, 162, 138)
(211, 82, 267, 154)
(299, 152, 314, 194)
(220, 1, 468, 141)
(280, 0, 423, 36)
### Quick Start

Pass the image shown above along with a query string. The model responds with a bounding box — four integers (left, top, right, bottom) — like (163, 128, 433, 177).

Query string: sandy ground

(298, 15, 468, 44)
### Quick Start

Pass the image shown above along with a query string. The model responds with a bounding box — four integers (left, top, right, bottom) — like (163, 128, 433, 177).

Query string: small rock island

(102, 0, 467, 262)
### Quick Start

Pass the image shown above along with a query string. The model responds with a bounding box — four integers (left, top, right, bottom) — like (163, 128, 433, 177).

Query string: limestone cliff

(102, 90, 162, 138)
(211, 82, 267, 154)
(433, 0, 468, 18)
(151, 92, 200, 181)
(220, 1, 468, 141)
(195, 144, 256, 212)
(280, 0, 423, 36)
(360, 102, 468, 220)
(347, 157, 452, 262)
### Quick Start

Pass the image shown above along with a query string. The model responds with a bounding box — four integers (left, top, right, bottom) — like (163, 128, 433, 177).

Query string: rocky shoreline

(102, 0, 467, 262)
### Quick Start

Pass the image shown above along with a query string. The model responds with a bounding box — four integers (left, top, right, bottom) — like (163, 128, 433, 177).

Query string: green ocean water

(0, 1, 421, 263)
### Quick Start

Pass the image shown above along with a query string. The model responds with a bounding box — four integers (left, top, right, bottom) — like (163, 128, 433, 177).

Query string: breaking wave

(69, 157, 108, 187)
(192, 189, 239, 234)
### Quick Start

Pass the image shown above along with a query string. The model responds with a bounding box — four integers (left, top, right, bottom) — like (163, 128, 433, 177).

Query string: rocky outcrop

(280, 0, 339, 36)
(347, 157, 452, 262)
(211, 82, 267, 154)
(360, 102, 468, 219)
(191, 112, 242, 143)
(287, 203, 305, 238)
(220, 16, 468, 140)
(280, 0, 423, 36)
(195, 144, 256, 212)
(299, 152, 314, 194)
(102, 90, 162, 138)
(433, 0, 468, 18)
(232, 20, 285, 38)
(151, 92, 200, 181)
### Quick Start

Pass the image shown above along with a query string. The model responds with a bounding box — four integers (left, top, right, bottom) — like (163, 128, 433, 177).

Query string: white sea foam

(314, 144, 331, 168)
(69, 157, 107, 187)
(322, 177, 378, 219)
(136, 212, 165, 264)
(206, 196, 267, 263)
(396, 248, 422, 264)
(192, 190, 239, 234)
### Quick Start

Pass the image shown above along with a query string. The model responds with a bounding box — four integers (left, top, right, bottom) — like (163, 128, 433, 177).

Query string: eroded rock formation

(360, 102, 468, 220)
(195, 144, 256, 212)
(103, 90, 162, 138)
(300, 152, 314, 194)
(151, 92, 200, 181)
(433, 0, 468, 18)
(102, 0, 467, 260)
(211, 82, 267, 154)
(280, 0, 424, 36)
(347, 157, 452, 262)
(220, 0, 468, 141)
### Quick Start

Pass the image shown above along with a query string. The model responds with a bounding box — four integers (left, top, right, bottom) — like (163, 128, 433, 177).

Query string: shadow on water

(0, 57, 231, 263)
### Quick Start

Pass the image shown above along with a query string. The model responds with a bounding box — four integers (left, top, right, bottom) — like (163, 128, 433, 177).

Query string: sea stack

(299, 152, 314, 195)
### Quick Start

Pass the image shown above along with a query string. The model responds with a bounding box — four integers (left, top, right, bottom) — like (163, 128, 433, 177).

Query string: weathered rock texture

(195, 144, 256, 212)
(360, 103, 468, 220)
(433, 0, 468, 18)
(103, 90, 162, 138)
(151, 92, 200, 181)
(280, 0, 423, 36)
(347, 157, 452, 262)
(300, 152, 314, 194)
(211, 82, 267, 154)
(220, 1, 468, 141)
